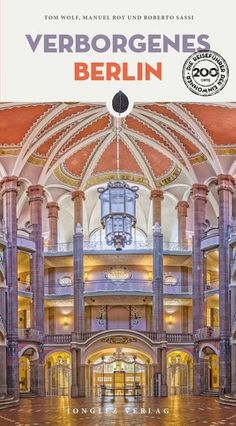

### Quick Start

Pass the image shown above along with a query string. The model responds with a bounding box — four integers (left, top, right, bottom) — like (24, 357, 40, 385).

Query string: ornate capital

(27, 185, 44, 202)
(191, 183, 209, 201)
(46, 201, 60, 218)
(216, 174, 235, 194)
(0, 176, 19, 196)
(71, 190, 85, 201)
(150, 189, 164, 200)
(176, 200, 189, 216)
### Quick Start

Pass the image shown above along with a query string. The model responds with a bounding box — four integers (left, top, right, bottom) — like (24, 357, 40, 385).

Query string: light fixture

(98, 113, 139, 251)
(168, 314, 173, 325)
(63, 315, 69, 326)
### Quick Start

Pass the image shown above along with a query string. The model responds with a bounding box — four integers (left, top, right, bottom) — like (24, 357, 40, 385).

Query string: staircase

(0, 395, 19, 410)
(20, 391, 37, 398)
(219, 394, 236, 407)
(201, 390, 219, 397)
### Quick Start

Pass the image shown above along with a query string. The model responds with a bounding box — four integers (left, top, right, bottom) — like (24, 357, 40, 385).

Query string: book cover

(0, 1, 235, 425)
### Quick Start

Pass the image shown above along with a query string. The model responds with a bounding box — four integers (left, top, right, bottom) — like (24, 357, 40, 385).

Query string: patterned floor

(0, 396, 236, 426)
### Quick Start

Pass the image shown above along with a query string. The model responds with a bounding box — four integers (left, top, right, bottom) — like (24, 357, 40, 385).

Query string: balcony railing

(43, 330, 194, 344)
(44, 242, 73, 253)
(18, 282, 32, 293)
(194, 326, 220, 341)
(18, 328, 44, 341)
(18, 281, 193, 296)
(164, 284, 192, 294)
(44, 334, 72, 344)
(166, 333, 193, 343)
(45, 285, 73, 296)
(205, 281, 219, 291)
(84, 279, 153, 294)
(70, 330, 193, 343)
(44, 240, 192, 254)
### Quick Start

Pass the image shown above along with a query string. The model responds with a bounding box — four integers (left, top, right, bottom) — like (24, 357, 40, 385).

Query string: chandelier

(98, 181, 138, 250)
(98, 97, 138, 250)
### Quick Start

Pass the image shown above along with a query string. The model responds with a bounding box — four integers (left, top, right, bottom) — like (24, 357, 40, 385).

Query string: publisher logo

(182, 50, 229, 96)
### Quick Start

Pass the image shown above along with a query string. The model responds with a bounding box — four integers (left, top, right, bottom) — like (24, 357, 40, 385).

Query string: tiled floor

(0, 396, 236, 426)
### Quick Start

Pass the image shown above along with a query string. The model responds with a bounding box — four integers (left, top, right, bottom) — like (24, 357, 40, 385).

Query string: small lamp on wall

(168, 314, 173, 325)
(63, 315, 69, 326)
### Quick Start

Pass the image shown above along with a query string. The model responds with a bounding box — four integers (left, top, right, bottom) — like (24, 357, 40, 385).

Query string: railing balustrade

(44, 240, 192, 253)
(18, 328, 44, 341)
(205, 281, 219, 291)
(166, 333, 193, 343)
(194, 326, 220, 340)
(44, 334, 72, 344)
(18, 281, 193, 296)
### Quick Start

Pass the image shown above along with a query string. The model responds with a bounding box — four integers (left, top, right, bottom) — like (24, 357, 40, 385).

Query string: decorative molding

(190, 153, 207, 165)
(101, 336, 137, 344)
(54, 166, 80, 187)
(85, 172, 150, 189)
(155, 166, 181, 187)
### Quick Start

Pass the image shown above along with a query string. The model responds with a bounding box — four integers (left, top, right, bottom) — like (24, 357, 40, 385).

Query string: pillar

(27, 185, 45, 333)
(161, 347, 168, 396)
(176, 201, 189, 248)
(71, 347, 79, 397)
(0, 345, 7, 395)
(231, 283, 236, 392)
(73, 226, 85, 333)
(46, 201, 59, 248)
(191, 183, 208, 395)
(0, 285, 7, 324)
(1, 176, 19, 397)
(30, 344, 45, 396)
(48, 268, 56, 294)
(71, 190, 85, 231)
(232, 340, 236, 392)
(217, 174, 235, 393)
(152, 223, 164, 333)
(150, 189, 164, 226)
(191, 184, 208, 333)
(71, 347, 85, 397)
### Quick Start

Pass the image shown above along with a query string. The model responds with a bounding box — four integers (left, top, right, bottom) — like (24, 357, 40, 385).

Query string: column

(176, 201, 189, 248)
(48, 267, 56, 294)
(71, 190, 85, 230)
(71, 347, 79, 397)
(71, 347, 85, 397)
(191, 183, 208, 395)
(231, 282, 236, 392)
(217, 174, 235, 393)
(150, 189, 164, 226)
(152, 224, 164, 333)
(73, 225, 85, 333)
(191, 184, 208, 332)
(30, 344, 45, 396)
(27, 185, 45, 333)
(1, 176, 19, 397)
(46, 201, 59, 248)
(48, 307, 55, 335)
(0, 344, 7, 395)
(161, 347, 168, 396)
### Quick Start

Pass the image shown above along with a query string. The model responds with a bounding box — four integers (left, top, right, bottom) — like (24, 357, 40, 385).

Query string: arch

(45, 350, 71, 396)
(81, 330, 156, 364)
(167, 349, 193, 395)
(0, 331, 6, 345)
(44, 349, 71, 363)
(18, 344, 39, 360)
(167, 348, 193, 358)
(199, 343, 220, 358)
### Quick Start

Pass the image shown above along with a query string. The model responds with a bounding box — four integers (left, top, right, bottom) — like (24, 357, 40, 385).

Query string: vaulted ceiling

(0, 102, 235, 197)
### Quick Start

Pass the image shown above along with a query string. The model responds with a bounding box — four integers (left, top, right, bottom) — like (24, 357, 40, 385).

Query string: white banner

(0, 0, 235, 110)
